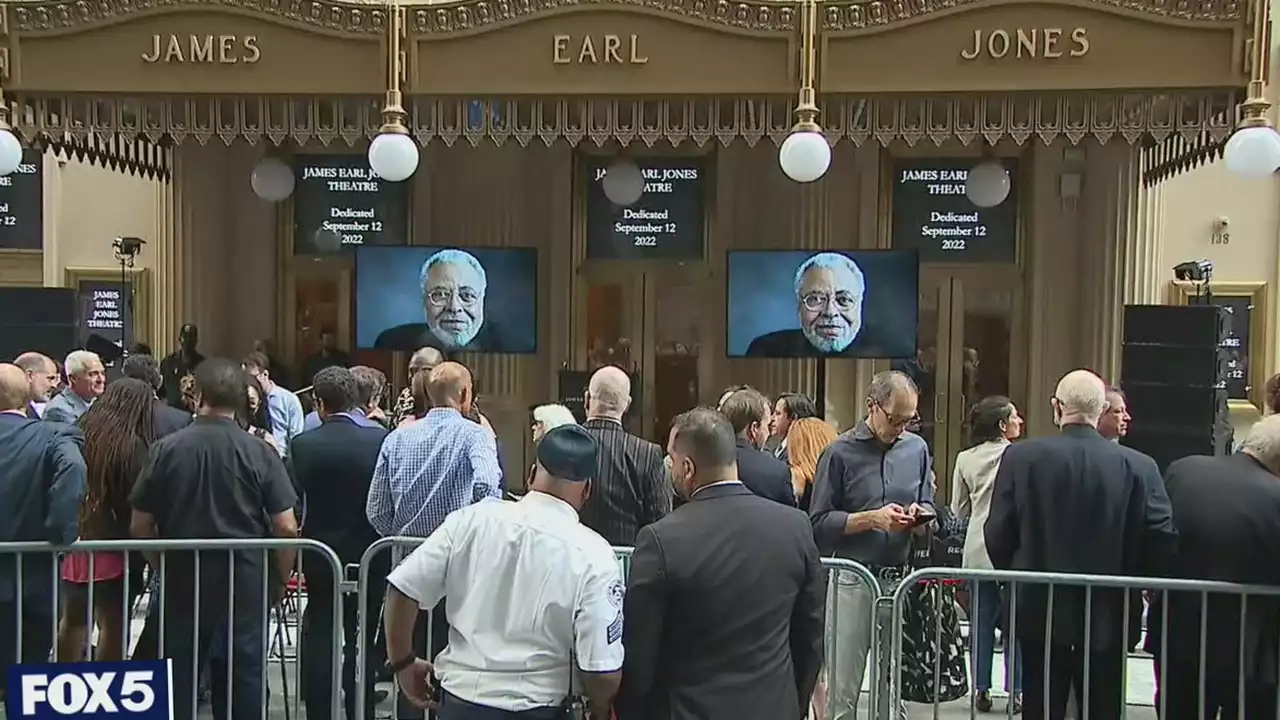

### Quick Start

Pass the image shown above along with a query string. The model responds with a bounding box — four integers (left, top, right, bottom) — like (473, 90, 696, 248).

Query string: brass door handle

(934, 393, 945, 424)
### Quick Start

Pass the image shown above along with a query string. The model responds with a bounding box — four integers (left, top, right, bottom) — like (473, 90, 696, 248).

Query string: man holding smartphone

(809, 370, 936, 720)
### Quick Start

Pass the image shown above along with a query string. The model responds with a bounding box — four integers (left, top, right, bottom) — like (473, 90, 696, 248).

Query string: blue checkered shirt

(366, 407, 503, 538)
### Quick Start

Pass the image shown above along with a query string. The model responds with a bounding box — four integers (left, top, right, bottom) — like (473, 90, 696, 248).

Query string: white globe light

(601, 160, 645, 206)
(1224, 125, 1280, 180)
(368, 132, 420, 183)
(250, 157, 295, 202)
(778, 131, 831, 183)
(0, 129, 24, 176)
(965, 160, 1011, 208)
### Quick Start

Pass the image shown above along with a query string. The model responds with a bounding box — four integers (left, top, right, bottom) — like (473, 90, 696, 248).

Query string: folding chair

(270, 572, 307, 720)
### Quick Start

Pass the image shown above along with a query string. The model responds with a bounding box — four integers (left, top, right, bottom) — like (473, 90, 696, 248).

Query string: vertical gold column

(151, 159, 177, 355)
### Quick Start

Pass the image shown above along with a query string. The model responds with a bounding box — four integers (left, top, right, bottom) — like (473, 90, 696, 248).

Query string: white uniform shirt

(386, 492, 625, 711)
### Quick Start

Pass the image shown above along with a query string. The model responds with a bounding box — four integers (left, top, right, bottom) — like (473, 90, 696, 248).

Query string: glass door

(905, 267, 1023, 505)
(645, 275, 701, 443)
(583, 273, 645, 435)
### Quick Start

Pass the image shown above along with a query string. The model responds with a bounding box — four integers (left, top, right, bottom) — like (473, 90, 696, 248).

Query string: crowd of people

(1, 324, 1278, 720)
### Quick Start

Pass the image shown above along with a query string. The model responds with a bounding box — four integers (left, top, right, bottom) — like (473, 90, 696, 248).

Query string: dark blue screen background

(354, 246, 538, 352)
(725, 249, 919, 358)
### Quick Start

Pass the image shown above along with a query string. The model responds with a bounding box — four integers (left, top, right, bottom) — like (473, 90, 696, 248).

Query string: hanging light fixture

(601, 156, 645, 206)
(778, 0, 830, 183)
(1223, 0, 1280, 179)
(250, 156, 296, 202)
(0, 89, 24, 176)
(965, 154, 1011, 208)
(367, 0, 419, 183)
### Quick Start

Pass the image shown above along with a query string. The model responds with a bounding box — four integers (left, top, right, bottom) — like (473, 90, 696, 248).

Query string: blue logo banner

(4, 659, 173, 719)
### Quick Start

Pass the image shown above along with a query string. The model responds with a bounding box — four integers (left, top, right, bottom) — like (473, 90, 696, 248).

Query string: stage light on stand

(601, 159, 645, 206)
(367, 0, 419, 183)
(965, 159, 1011, 208)
(250, 157, 295, 202)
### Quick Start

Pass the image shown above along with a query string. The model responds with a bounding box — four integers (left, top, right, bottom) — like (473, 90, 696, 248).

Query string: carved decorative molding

(10, 0, 388, 35)
(410, 0, 795, 34)
(821, 0, 1241, 31)
(7, 91, 1237, 176)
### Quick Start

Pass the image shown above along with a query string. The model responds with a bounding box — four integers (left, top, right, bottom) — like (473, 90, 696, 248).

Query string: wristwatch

(390, 654, 417, 673)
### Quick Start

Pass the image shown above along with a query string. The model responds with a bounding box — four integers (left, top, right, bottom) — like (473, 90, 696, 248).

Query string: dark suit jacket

(618, 483, 825, 720)
(735, 439, 797, 507)
(984, 424, 1177, 647)
(153, 399, 193, 438)
(744, 328, 902, 359)
(0, 413, 86, 604)
(372, 320, 515, 353)
(288, 414, 389, 564)
(1146, 453, 1280, 681)
(579, 418, 671, 546)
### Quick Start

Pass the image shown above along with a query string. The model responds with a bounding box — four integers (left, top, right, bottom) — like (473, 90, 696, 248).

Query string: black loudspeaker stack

(0, 287, 78, 364)
(1119, 304, 1234, 471)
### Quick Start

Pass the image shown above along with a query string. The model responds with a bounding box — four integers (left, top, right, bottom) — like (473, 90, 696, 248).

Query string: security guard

(383, 424, 624, 720)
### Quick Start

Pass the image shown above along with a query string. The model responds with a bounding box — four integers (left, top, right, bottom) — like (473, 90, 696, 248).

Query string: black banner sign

(1190, 294, 1253, 401)
(0, 149, 44, 251)
(75, 279, 132, 353)
(293, 155, 409, 254)
(891, 158, 1018, 263)
(585, 157, 704, 260)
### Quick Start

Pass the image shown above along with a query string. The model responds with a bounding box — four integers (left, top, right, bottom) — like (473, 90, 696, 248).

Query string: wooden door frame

(918, 267, 956, 483)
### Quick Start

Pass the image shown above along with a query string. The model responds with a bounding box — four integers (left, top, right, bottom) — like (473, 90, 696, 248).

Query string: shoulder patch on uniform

(607, 579, 625, 608)
(607, 610, 624, 644)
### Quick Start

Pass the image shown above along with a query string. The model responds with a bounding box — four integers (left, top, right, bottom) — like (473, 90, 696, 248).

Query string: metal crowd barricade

(0, 538, 343, 720)
(885, 567, 1280, 720)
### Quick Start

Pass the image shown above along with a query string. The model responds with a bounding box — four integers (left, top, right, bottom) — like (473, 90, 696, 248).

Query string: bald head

(426, 361, 472, 410)
(587, 366, 631, 420)
(410, 346, 445, 373)
(1054, 369, 1107, 426)
(0, 364, 29, 411)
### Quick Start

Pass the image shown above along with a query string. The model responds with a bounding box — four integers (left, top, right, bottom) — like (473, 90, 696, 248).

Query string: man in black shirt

(159, 323, 205, 410)
(289, 367, 389, 720)
(122, 353, 193, 437)
(130, 357, 299, 720)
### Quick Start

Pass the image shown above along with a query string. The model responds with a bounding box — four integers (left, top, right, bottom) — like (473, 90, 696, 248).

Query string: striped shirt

(578, 418, 671, 546)
(366, 407, 503, 538)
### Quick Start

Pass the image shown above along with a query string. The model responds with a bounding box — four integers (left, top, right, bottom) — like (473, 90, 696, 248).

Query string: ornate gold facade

(0, 0, 1254, 484)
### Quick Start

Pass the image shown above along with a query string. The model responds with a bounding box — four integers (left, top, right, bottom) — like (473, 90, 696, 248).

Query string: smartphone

(909, 510, 937, 527)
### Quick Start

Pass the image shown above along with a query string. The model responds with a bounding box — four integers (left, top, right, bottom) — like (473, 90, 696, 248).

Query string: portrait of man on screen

(373, 248, 513, 352)
(745, 251, 894, 358)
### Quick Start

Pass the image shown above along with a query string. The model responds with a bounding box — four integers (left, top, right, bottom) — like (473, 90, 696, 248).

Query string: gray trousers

(827, 571, 906, 720)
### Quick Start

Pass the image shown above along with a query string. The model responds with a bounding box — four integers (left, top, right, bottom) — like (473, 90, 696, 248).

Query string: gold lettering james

(142, 34, 261, 64)
(551, 34, 647, 64)
(960, 27, 1088, 60)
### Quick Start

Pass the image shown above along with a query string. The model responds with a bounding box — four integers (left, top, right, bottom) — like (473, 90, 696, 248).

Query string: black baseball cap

(537, 425, 598, 482)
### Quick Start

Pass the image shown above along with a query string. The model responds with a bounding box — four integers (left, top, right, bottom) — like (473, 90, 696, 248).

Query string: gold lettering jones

(960, 27, 1089, 60)
(552, 34, 648, 64)
(142, 34, 261, 64)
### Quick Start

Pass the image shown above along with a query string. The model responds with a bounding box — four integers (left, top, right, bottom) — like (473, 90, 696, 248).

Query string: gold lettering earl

(552, 34, 648, 65)
(142, 35, 262, 64)
(960, 28, 1089, 60)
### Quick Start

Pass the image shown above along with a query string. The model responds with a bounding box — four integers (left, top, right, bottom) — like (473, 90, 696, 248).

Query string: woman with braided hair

(56, 378, 157, 662)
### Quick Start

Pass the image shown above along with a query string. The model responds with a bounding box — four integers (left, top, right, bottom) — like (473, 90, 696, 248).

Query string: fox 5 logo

(5, 660, 173, 719)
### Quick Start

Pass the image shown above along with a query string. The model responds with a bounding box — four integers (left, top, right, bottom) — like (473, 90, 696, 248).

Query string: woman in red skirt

(57, 378, 157, 662)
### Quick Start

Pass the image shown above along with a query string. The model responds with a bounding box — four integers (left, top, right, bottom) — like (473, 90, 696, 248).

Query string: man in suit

(718, 387, 796, 506)
(618, 407, 825, 720)
(1145, 415, 1280, 718)
(160, 323, 205, 409)
(13, 352, 59, 419)
(44, 350, 105, 424)
(122, 353, 194, 437)
(290, 366, 391, 720)
(579, 365, 670, 545)
(768, 392, 818, 461)
(0, 363, 85, 691)
(744, 252, 897, 358)
(985, 369, 1177, 720)
(373, 249, 514, 352)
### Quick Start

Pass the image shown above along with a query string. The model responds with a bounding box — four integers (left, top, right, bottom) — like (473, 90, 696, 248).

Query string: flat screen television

(725, 249, 919, 359)
(355, 246, 538, 354)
